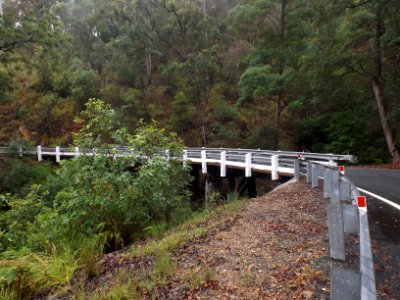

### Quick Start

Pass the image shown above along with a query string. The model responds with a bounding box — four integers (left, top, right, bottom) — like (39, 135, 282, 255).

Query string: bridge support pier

(228, 175, 236, 193)
(205, 177, 212, 203)
(247, 177, 257, 198)
(190, 165, 201, 204)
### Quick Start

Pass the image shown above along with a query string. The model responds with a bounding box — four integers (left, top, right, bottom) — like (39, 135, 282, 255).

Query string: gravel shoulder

(168, 180, 331, 299)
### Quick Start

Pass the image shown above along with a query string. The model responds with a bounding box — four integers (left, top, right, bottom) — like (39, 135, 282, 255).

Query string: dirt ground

(166, 181, 331, 299)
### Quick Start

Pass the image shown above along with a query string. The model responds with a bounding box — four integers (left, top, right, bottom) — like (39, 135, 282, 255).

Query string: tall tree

(232, 0, 310, 148)
(0, 0, 62, 53)
(302, 0, 400, 162)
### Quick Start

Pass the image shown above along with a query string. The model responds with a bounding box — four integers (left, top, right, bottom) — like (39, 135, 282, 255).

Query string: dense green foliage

(0, 0, 399, 162)
(0, 100, 192, 297)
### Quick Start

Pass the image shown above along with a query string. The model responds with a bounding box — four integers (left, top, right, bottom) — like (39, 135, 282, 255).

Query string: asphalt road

(346, 168, 400, 205)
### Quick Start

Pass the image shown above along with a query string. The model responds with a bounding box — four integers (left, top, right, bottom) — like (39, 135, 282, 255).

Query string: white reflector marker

(357, 187, 400, 211)
(357, 195, 367, 212)
(339, 165, 345, 175)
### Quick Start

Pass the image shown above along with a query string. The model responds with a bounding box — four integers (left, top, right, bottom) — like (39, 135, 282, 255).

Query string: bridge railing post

(245, 153, 252, 178)
(74, 147, 80, 157)
(183, 150, 188, 167)
(271, 154, 279, 181)
(37, 145, 42, 161)
(220, 151, 226, 177)
(56, 146, 61, 163)
(201, 150, 207, 174)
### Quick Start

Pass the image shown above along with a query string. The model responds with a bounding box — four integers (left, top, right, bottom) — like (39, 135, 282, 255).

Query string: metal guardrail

(301, 161, 376, 300)
(0, 146, 355, 180)
(0, 146, 356, 161)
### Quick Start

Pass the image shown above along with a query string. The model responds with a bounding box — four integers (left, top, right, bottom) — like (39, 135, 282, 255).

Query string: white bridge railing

(0, 146, 356, 180)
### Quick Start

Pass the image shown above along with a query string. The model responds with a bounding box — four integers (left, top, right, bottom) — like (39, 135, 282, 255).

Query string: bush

(0, 159, 54, 196)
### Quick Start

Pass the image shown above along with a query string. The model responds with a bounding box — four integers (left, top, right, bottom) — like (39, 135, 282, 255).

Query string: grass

(179, 266, 217, 292)
(0, 287, 18, 300)
(22, 250, 80, 293)
(0, 235, 106, 299)
(131, 198, 243, 258)
(153, 254, 171, 282)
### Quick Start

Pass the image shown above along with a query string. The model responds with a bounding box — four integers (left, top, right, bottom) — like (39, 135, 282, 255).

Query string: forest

(0, 0, 399, 298)
(0, 0, 399, 163)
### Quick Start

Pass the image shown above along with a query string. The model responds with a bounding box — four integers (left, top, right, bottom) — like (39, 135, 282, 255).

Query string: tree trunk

(201, 122, 207, 146)
(273, 0, 287, 148)
(371, 5, 400, 163)
(274, 95, 282, 132)
(371, 79, 400, 162)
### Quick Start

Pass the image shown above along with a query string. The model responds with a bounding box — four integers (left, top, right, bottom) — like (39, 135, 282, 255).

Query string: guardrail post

(328, 169, 345, 261)
(312, 163, 319, 188)
(37, 145, 42, 161)
(319, 164, 325, 177)
(74, 147, 80, 157)
(201, 150, 207, 174)
(343, 204, 359, 234)
(306, 161, 312, 183)
(271, 155, 279, 181)
(323, 168, 331, 198)
(328, 203, 346, 261)
(56, 146, 61, 163)
(18, 146, 23, 157)
(331, 169, 340, 203)
(245, 153, 252, 178)
(340, 180, 351, 201)
(220, 151, 226, 177)
(294, 159, 300, 180)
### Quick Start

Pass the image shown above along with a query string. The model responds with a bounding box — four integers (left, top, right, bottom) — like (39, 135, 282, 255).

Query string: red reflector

(339, 166, 345, 174)
(298, 154, 301, 159)
(357, 196, 366, 208)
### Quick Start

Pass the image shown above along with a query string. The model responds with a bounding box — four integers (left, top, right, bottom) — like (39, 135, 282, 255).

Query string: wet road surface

(367, 196, 400, 299)
(346, 168, 400, 205)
